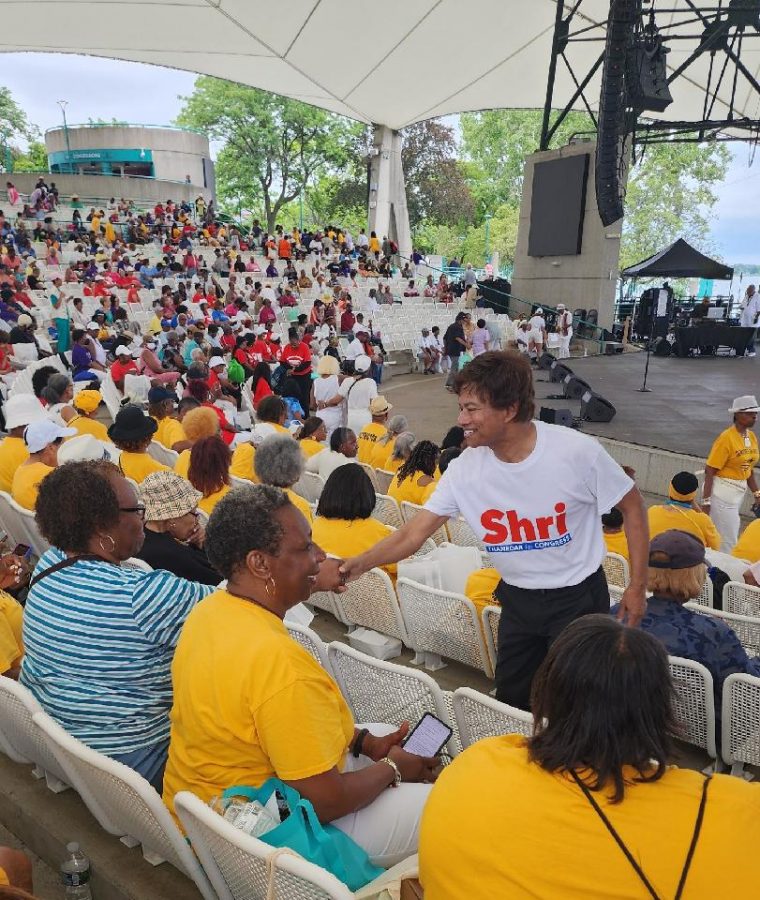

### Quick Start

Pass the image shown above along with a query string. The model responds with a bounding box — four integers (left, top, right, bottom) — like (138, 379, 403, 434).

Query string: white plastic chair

(723, 580, 760, 617)
(123, 373, 151, 405)
(327, 642, 459, 757)
(371, 493, 403, 529)
(32, 712, 216, 898)
(452, 687, 533, 749)
(285, 622, 333, 675)
(14, 502, 50, 556)
(100, 373, 124, 422)
(0, 678, 70, 792)
(685, 602, 760, 656)
(174, 790, 355, 900)
(292, 471, 325, 504)
(721, 672, 760, 777)
(482, 604, 501, 673)
(445, 517, 484, 550)
(333, 567, 409, 646)
(399, 501, 448, 544)
(397, 577, 493, 676)
(668, 656, 717, 759)
(147, 440, 179, 467)
(0, 490, 30, 548)
(356, 461, 379, 490)
(10, 343, 39, 366)
(691, 575, 714, 608)
(122, 557, 154, 573)
(374, 469, 394, 495)
(602, 552, 630, 589)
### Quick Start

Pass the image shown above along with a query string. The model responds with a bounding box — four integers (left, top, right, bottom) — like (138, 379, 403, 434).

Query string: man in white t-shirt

(555, 304, 573, 360)
(529, 308, 547, 360)
(340, 351, 648, 710)
(416, 328, 438, 373)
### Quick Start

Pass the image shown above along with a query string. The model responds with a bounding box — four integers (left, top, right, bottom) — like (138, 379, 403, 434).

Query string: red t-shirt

(340, 311, 355, 332)
(251, 339, 272, 363)
(205, 403, 234, 445)
(221, 334, 236, 351)
(110, 359, 138, 384)
(253, 378, 273, 409)
(279, 341, 312, 376)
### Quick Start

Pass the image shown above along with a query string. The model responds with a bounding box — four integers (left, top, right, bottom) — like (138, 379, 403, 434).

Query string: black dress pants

(494, 566, 610, 711)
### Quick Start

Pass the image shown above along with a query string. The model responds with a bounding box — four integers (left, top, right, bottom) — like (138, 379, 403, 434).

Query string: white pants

(710, 491, 743, 552)
(332, 724, 432, 868)
(557, 330, 572, 359)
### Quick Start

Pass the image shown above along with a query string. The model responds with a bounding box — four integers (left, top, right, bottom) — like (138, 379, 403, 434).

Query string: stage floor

(536, 350, 760, 458)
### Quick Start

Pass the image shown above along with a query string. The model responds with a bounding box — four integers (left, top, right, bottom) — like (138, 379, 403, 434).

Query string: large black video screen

(528, 153, 589, 257)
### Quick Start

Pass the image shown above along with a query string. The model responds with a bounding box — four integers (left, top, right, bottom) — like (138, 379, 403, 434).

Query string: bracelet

(380, 756, 401, 788)
(352, 728, 369, 759)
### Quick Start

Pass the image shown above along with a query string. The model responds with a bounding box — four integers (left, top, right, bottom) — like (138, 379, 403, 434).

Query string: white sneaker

(747, 352, 757, 358)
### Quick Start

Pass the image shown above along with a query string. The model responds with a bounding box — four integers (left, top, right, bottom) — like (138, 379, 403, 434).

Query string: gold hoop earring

(265, 577, 276, 599)
(98, 534, 116, 554)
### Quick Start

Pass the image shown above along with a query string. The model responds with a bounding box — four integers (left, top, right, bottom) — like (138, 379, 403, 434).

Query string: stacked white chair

(452, 687, 533, 749)
(721, 672, 760, 777)
(668, 656, 717, 761)
(397, 577, 492, 676)
(33, 712, 216, 898)
(327, 642, 460, 756)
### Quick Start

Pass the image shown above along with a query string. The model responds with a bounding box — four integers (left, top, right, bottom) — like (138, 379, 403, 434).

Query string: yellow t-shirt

(388, 472, 436, 507)
(118, 451, 168, 484)
(0, 436, 29, 494)
(154, 416, 186, 451)
(707, 426, 759, 481)
(312, 516, 396, 579)
(0, 865, 8, 886)
(197, 484, 231, 516)
(11, 461, 53, 510)
(230, 442, 257, 482)
(419, 734, 760, 899)
(464, 568, 501, 618)
(69, 413, 110, 443)
(384, 455, 403, 475)
(604, 529, 630, 562)
(357, 422, 387, 464)
(286, 488, 313, 524)
(732, 518, 760, 562)
(649, 504, 721, 552)
(370, 437, 395, 470)
(0, 590, 23, 674)
(299, 438, 325, 459)
(162, 589, 354, 821)
(174, 449, 190, 479)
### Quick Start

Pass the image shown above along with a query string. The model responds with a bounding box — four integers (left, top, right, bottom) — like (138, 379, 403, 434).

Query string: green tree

(176, 77, 362, 231)
(12, 140, 48, 172)
(0, 86, 40, 173)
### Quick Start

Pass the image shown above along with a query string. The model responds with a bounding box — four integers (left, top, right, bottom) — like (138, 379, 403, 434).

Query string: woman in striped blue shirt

(20, 460, 213, 791)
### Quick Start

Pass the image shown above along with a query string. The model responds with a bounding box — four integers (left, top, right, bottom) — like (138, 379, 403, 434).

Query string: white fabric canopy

(4, 0, 759, 129)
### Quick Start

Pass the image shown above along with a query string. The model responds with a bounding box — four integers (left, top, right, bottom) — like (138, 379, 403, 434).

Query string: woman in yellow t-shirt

(419, 614, 760, 899)
(297, 416, 327, 459)
(11, 419, 76, 510)
(388, 440, 440, 508)
(162, 484, 437, 864)
(703, 397, 760, 550)
(382, 431, 415, 475)
(254, 432, 313, 523)
(313, 465, 397, 580)
(108, 405, 168, 484)
(68, 389, 110, 442)
(187, 435, 232, 516)
(174, 406, 220, 479)
(369, 414, 408, 470)
(602, 507, 629, 561)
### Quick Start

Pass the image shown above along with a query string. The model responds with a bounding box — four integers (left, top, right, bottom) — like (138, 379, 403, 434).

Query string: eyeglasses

(120, 505, 146, 520)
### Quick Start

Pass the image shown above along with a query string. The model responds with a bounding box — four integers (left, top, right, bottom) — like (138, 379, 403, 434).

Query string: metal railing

(45, 122, 207, 136)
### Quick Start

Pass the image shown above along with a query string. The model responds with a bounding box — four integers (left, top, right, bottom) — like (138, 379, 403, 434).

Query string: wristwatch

(380, 756, 401, 788)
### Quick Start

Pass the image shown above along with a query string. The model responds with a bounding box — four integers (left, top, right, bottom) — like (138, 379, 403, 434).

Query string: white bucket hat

(4, 395, 47, 431)
(729, 395, 760, 414)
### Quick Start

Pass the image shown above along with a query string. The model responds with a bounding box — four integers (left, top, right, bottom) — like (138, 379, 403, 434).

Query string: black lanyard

(570, 770, 710, 900)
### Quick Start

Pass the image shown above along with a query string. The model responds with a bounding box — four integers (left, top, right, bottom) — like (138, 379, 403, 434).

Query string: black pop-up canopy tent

(621, 238, 734, 281)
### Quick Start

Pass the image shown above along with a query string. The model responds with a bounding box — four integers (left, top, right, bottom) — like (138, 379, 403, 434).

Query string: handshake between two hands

(313, 556, 364, 594)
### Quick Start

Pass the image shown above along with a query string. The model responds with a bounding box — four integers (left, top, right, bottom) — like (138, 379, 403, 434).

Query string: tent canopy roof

(4, 1, 760, 130)
(621, 238, 734, 280)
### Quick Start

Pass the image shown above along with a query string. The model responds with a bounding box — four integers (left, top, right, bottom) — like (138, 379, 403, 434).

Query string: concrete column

(511, 140, 624, 332)
(367, 124, 412, 259)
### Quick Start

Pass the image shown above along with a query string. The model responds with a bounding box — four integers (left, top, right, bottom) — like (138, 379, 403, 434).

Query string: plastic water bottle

(60, 842, 93, 899)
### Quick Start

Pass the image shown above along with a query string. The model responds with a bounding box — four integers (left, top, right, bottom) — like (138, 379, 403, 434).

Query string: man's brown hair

(453, 351, 535, 422)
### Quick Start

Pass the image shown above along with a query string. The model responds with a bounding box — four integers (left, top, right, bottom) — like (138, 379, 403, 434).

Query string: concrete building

(45, 123, 214, 195)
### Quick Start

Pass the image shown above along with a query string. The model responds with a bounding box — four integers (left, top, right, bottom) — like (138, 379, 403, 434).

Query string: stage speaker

(538, 352, 556, 371)
(627, 40, 673, 113)
(540, 407, 574, 428)
(581, 390, 617, 423)
(652, 336, 671, 357)
(549, 362, 574, 383)
(563, 374, 592, 400)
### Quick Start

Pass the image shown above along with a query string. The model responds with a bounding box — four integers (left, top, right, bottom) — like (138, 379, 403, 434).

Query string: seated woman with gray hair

(254, 433, 313, 523)
(384, 431, 415, 474)
(39, 371, 76, 426)
(370, 414, 408, 470)
(162, 484, 438, 866)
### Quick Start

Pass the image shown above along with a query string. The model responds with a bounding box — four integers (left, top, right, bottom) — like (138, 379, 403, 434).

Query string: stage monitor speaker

(550, 362, 574, 383)
(652, 336, 671, 357)
(539, 407, 574, 428)
(581, 390, 617, 423)
(563, 375, 592, 400)
(538, 352, 556, 371)
(627, 42, 673, 113)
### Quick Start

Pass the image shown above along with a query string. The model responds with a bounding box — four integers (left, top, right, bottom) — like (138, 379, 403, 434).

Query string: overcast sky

(3, 53, 759, 264)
